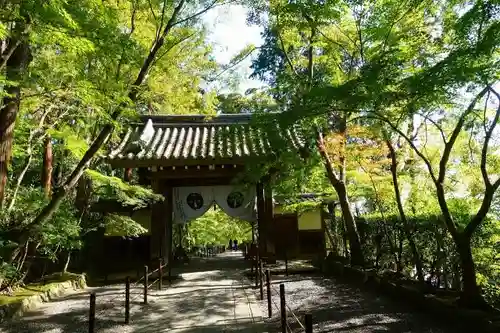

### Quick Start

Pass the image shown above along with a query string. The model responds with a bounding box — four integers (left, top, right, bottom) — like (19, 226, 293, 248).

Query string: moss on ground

(0, 272, 82, 306)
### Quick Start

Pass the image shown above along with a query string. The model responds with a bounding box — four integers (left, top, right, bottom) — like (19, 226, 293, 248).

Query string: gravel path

(0, 252, 266, 333)
(257, 273, 463, 333)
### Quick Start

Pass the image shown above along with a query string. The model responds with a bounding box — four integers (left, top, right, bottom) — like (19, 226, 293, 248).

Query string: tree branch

(480, 86, 500, 189)
(129, 0, 187, 101)
(437, 86, 489, 185)
(149, 31, 198, 70)
(369, 111, 437, 183)
(147, 0, 159, 32)
(172, 0, 235, 28)
(116, 0, 138, 81)
(417, 111, 447, 144)
(209, 46, 259, 81)
(275, 18, 298, 77)
(0, 16, 31, 71)
(158, 0, 168, 35)
(316, 129, 341, 187)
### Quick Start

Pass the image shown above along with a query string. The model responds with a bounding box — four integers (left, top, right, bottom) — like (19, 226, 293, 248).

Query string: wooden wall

(272, 207, 326, 260)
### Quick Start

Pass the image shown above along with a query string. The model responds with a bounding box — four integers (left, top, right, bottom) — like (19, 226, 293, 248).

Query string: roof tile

(105, 114, 304, 167)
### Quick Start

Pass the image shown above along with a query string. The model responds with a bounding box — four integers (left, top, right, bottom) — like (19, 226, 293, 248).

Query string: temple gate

(105, 114, 304, 266)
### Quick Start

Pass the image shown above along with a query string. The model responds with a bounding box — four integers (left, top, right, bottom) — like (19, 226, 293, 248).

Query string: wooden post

(125, 276, 130, 324)
(305, 313, 313, 333)
(250, 254, 254, 274)
(256, 182, 267, 257)
(279, 284, 286, 333)
(165, 186, 173, 285)
(143, 265, 148, 304)
(266, 269, 272, 318)
(168, 261, 172, 285)
(254, 257, 259, 288)
(259, 260, 264, 301)
(159, 260, 163, 290)
(89, 292, 96, 333)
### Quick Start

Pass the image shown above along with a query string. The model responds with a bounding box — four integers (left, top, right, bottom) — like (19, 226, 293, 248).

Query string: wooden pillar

(251, 223, 256, 243)
(124, 168, 132, 182)
(165, 185, 173, 270)
(150, 179, 162, 261)
(264, 181, 276, 263)
(256, 182, 267, 257)
(177, 224, 183, 248)
(150, 179, 169, 264)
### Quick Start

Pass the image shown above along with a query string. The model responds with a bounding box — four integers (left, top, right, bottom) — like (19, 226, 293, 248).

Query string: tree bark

(386, 138, 424, 282)
(335, 182, 364, 266)
(317, 130, 364, 267)
(42, 136, 53, 198)
(62, 251, 71, 274)
(456, 235, 489, 309)
(0, 40, 31, 206)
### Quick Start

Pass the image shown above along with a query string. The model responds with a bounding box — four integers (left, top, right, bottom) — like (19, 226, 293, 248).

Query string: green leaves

(186, 210, 252, 246)
(86, 169, 163, 209)
(104, 214, 148, 237)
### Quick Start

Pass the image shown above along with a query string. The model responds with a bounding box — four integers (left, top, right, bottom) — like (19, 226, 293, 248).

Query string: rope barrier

(90, 260, 169, 328)
(286, 302, 305, 330)
(147, 278, 159, 290)
(131, 263, 168, 287)
(94, 290, 125, 318)
(262, 265, 308, 332)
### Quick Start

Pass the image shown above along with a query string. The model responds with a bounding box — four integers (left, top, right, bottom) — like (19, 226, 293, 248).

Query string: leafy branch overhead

(86, 169, 163, 209)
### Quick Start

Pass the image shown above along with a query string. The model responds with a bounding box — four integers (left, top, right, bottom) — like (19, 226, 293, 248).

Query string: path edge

(0, 273, 87, 323)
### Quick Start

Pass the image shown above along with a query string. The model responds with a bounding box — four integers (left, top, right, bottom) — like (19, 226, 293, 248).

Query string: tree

(0, 0, 229, 286)
(248, 0, 368, 266)
(248, 0, 500, 308)
(378, 86, 500, 308)
(12, 1, 218, 242)
(296, 0, 500, 308)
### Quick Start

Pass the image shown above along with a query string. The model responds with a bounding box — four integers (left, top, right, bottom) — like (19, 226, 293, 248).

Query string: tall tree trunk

(0, 40, 31, 206)
(325, 203, 339, 255)
(456, 234, 488, 309)
(317, 130, 364, 267)
(336, 185, 364, 266)
(61, 251, 71, 274)
(53, 146, 67, 189)
(42, 136, 53, 198)
(386, 138, 424, 282)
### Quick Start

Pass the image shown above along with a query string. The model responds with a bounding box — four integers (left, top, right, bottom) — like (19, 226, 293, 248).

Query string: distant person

(228, 239, 233, 250)
(233, 239, 238, 251)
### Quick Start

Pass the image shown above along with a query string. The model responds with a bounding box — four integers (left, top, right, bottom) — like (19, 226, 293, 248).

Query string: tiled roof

(105, 114, 305, 167)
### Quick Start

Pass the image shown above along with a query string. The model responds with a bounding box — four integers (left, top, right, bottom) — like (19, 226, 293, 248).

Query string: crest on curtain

(173, 185, 256, 224)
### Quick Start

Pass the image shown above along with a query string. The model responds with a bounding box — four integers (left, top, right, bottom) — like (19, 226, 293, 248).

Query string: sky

(202, 4, 265, 94)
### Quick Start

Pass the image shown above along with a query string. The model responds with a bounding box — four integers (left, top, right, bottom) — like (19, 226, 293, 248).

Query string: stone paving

(0, 251, 267, 333)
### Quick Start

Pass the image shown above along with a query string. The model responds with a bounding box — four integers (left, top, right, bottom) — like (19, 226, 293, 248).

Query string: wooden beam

(106, 156, 266, 168)
(148, 164, 245, 180)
